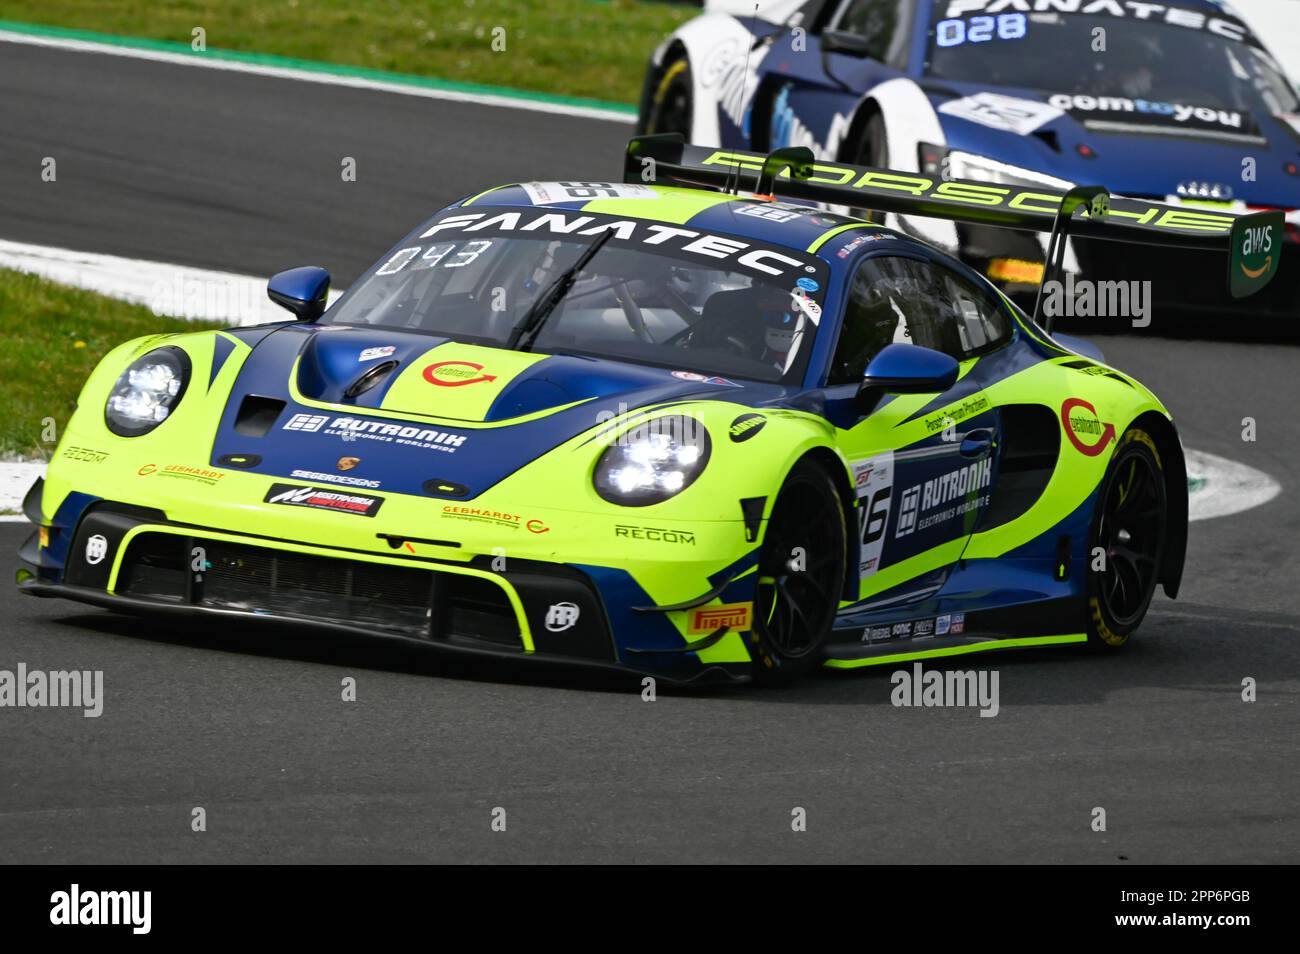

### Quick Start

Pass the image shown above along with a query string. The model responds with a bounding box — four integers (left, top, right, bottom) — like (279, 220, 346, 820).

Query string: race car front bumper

(16, 491, 752, 686)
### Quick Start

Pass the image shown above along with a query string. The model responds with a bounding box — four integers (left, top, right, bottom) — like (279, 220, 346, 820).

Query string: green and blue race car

(15, 136, 1282, 685)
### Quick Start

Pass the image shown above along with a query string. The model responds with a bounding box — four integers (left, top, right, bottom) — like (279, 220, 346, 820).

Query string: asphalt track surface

(1, 41, 1298, 863)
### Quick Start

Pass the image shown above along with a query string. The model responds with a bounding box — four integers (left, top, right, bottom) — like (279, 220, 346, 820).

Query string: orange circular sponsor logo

(422, 361, 497, 387)
(1060, 398, 1115, 456)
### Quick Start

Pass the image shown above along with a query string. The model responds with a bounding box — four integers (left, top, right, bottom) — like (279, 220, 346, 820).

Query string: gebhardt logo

(1061, 397, 1116, 456)
(423, 360, 498, 387)
(137, 462, 223, 484)
(441, 505, 549, 533)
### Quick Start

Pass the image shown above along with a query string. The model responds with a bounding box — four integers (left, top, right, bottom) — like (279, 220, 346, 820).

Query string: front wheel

(847, 112, 889, 224)
(642, 55, 693, 138)
(1087, 428, 1169, 648)
(751, 462, 848, 685)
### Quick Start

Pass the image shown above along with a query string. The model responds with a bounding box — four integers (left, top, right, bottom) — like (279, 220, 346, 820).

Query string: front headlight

(922, 144, 1074, 190)
(104, 347, 191, 437)
(593, 415, 711, 506)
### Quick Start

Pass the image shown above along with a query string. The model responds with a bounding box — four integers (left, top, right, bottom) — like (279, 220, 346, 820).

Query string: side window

(827, 255, 1011, 385)
(831, 0, 911, 66)
(912, 261, 1012, 359)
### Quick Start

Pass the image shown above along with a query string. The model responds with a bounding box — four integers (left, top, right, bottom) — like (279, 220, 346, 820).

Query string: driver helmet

(754, 284, 803, 367)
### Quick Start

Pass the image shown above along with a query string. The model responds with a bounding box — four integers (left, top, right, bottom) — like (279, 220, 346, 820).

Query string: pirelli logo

(688, 602, 753, 635)
(700, 150, 1236, 234)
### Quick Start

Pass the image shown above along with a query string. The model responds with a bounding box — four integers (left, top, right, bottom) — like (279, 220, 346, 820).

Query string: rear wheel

(643, 55, 693, 138)
(751, 462, 847, 685)
(1087, 428, 1168, 648)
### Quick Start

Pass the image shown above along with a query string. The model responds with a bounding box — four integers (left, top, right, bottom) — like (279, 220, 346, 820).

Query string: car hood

(208, 324, 784, 499)
(923, 79, 1300, 204)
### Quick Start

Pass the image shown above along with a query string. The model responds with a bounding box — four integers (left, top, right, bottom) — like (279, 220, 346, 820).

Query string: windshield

(925, 3, 1298, 132)
(324, 207, 831, 384)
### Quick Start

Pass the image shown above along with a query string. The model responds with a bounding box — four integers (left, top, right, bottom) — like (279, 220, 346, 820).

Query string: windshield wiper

(507, 230, 614, 352)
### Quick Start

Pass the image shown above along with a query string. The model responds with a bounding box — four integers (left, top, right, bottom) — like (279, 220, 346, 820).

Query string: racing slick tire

(848, 112, 889, 224)
(751, 461, 848, 685)
(1086, 427, 1169, 649)
(643, 53, 694, 138)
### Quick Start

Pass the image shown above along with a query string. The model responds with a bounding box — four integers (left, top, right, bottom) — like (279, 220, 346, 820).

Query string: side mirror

(268, 266, 331, 321)
(857, 344, 959, 415)
(822, 30, 875, 58)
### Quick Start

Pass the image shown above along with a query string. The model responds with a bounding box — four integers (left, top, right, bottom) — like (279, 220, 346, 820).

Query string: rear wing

(623, 134, 1283, 316)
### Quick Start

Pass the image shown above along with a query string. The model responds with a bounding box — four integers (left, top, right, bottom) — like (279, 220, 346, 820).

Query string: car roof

(452, 182, 920, 259)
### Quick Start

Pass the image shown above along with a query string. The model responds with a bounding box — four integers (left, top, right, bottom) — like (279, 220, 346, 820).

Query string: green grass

(0, 268, 220, 459)
(0, 0, 691, 105)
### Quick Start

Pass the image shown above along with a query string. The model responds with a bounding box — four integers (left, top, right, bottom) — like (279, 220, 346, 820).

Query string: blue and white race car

(638, 0, 1300, 315)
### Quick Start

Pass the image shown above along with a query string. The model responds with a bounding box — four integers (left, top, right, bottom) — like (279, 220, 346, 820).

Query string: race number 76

(858, 486, 891, 544)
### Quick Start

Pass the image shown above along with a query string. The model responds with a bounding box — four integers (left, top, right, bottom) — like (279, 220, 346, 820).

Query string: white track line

(1, 462, 44, 519)
(0, 29, 634, 123)
(1185, 448, 1282, 522)
(1, 451, 1282, 521)
(0, 239, 340, 325)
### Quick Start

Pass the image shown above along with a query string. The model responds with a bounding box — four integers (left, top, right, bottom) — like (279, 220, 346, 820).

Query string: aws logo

(1240, 224, 1273, 255)
(1060, 398, 1115, 457)
(1229, 211, 1284, 298)
(1238, 223, 1274, 278)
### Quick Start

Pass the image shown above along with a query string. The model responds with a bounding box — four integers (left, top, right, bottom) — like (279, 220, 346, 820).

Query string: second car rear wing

(623, 134, 1283, 315)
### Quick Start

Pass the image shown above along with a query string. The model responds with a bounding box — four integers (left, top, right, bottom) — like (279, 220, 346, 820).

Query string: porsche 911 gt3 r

(639, 0, 1300, 316)
(14, 137, 1281, 685)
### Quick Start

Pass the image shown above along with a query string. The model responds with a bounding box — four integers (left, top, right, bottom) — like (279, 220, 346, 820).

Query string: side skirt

(822, 632, 1086, 670)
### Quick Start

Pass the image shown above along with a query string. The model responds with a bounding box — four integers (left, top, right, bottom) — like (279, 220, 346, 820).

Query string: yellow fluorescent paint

(461, 184, 506, 206)
(380, 342, 551, 421)
(823, 633, 1087, 668)
(843, 538, 968, 605)
(582, 187, 742, 224)
(806, 223, 876, 253)
(694, 629, 752, 664)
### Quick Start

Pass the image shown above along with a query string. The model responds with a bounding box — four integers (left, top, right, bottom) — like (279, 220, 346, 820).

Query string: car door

(827, 252, 1010, 606)
(747, 0, 916, 156)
